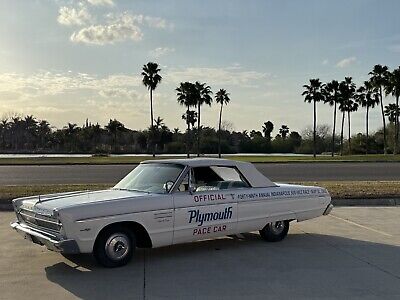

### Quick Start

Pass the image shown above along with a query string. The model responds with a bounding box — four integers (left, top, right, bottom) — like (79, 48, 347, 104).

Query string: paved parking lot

(1, 207, 399, 299)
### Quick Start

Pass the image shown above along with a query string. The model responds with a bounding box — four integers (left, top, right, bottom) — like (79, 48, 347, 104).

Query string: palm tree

(279, 125, 290, 139)
(385, 67, 400, 154)
(65, 123, 79, 152)
(0, 119, 9, 148)
(355, 81, 380, 154)
(384, 104, 400, 123)
(176, 82, 198, 157)
(37, 120, 51, 149)
(215, 89, 230, 158)
(369, 64, 390, 153)
(302, 79, 325, 157)
(154, 116, 165, 129)
(338, 77, 356, 155)
(323, 80, 340, 156)
(194, 82, 213, 157)
(346, 99, 358, 154)
(262, 121, 274, 140)
(142, 62, 162, 157)
(105, 119, 125, 152)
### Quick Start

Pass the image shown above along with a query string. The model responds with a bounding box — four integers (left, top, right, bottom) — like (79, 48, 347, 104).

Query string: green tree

(176, 82, 198, 157)
(262, 121, 274, 140)
(105, 119, 125, 152)
(194, 81, 213, 157)
(323, 80, 340, 156)
(279, 125, 290, 139)
(142, 62, 162, 157)
(215, 89, 231, 158)
(302, 79, 325, 157)
(369, 64, 390, 153)
(385, 67, 400, 154)
(355, 81, 380, 154)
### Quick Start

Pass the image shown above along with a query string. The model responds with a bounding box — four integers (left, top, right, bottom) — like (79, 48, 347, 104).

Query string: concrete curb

(0, 198, 399, 212)
(332, 198, 400, 207)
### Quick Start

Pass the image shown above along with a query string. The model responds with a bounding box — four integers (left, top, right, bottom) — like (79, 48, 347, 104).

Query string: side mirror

(188, 185, 196, 195)
(164, 181, 174, 193)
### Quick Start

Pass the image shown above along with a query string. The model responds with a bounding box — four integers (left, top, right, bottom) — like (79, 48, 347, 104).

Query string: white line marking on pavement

(329, 214, 393, 237)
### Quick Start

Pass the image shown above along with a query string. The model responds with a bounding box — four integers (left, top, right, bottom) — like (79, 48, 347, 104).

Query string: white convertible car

(11, 158, 333, 267)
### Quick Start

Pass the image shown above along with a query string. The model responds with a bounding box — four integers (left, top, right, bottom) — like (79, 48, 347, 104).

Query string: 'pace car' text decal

(188, 206, 233, 236)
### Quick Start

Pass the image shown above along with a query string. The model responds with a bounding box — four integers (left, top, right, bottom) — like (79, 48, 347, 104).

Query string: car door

(172, 167, 238, 244)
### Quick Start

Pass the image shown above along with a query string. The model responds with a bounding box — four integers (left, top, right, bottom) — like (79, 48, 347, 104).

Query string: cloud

(0, 71, 142, 98)
(86, 0, 114, 6)
(70, 12, 172, 45)
(143, 16, 172, 29)
(105, 13, 173, 30)
(98, 88, 142, 100)
(149, 47, 175, 58)
(57, 6, 93, 26)
(166, 66, 268, 87)
(322, 59, 329, 66)
(336, 57, 357, 68)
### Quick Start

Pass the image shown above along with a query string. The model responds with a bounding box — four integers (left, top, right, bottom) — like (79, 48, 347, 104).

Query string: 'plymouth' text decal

(188, 206, 233, 226)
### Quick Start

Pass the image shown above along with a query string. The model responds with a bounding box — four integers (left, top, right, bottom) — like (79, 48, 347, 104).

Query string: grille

(18, 209, 62, 233)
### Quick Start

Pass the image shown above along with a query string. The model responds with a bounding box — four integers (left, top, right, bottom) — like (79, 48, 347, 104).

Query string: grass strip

(0, 154, 399, 165)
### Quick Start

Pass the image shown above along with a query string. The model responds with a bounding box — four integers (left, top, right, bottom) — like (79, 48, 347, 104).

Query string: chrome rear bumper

(11, 221, 80, 254)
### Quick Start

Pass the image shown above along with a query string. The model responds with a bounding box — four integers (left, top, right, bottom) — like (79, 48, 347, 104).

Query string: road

(1, 207, 399, 299)
(0, 162, 399, 185)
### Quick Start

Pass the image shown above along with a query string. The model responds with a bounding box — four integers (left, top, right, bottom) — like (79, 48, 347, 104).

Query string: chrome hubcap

(270, 221, 285, 234)
(105, 233, 130, 261)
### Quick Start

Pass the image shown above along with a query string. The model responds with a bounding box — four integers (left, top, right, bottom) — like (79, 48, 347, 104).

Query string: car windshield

(113, 163, 184, 194)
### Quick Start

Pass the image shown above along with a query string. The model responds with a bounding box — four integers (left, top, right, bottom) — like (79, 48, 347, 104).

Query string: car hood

(15, 189, 150, 215)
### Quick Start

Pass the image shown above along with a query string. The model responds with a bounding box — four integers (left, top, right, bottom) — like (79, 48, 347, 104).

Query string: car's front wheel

(94, 226, 135, 268)
(259, 220, 289, 242)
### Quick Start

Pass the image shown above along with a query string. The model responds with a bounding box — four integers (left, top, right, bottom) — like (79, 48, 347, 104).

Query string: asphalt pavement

(1, 207, 399, 299)
(0, 162, 399, 185)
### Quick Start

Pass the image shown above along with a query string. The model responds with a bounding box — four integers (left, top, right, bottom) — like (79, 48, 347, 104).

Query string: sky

(1, 0, 400, 135)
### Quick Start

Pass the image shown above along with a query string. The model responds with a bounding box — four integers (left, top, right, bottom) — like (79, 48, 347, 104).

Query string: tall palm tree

(338, 77, 356, 155)
(369, 64, 390, 154)
(262, 121, 274, 140)
(355, 81, 380, 154)
(385, 67, 400, 154)
(302, 79, 325, 157)
(142, 62, 162, 157)
(215, 89, 231, 158)
(346, 99, 358, 154)
(176, 82, 197, 158)
(323, 80, 340, 156)
(194, 82, 213, 157)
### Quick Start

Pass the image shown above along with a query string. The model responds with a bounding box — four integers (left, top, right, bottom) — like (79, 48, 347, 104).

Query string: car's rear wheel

(94, 226, 135, 268)
(259, 220, 289, 242)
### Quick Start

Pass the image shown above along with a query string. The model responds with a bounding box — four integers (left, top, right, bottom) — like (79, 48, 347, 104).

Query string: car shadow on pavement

(45, 233, 400, 300)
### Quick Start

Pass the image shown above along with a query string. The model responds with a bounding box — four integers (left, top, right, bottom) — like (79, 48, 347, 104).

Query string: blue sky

(1, 0, 400, 135)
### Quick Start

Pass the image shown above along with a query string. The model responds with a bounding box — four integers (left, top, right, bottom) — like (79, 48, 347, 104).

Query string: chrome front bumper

(11, 221, 80, 254)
